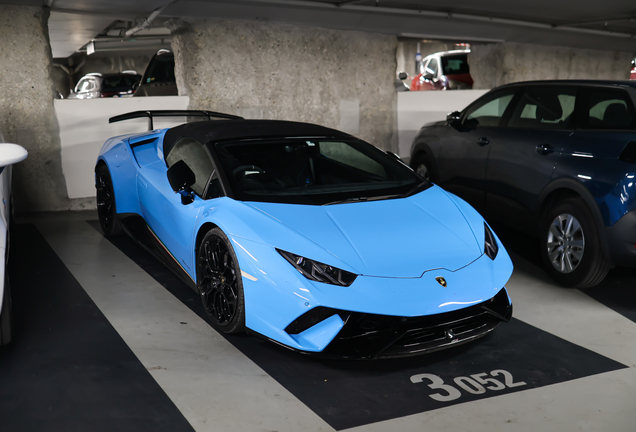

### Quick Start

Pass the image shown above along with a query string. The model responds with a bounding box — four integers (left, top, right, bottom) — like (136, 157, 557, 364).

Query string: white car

(0, 140, 28, 345)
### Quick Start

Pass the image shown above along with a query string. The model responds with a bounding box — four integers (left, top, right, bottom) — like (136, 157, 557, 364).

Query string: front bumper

(282, 287, 512, 359)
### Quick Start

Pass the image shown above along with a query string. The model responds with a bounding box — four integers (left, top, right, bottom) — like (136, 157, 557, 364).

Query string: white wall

(397, 90, 489, 158)
(55, 96, 189, 199)
(56, 91, 491, 200)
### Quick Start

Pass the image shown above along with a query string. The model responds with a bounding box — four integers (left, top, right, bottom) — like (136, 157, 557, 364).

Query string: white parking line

(36, 219, 332, 432)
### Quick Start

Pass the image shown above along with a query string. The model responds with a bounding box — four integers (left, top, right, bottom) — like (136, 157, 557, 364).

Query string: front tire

(410, 152, 438, 183)
(540, 198, 610, 288)
(1, 273, 13, 345)
(95, 164, 123, 237)
(197, 228, 245, 334)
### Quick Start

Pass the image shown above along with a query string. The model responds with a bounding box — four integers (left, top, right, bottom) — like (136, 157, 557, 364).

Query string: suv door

(485, 85, 577, 228)
(437, 88, 517, 213)
(556, 85, 636, 225)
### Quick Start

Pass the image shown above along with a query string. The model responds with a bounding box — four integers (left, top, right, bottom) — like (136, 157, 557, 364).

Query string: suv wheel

(540, 198, 610, 288)
(410, 153, 437, 182)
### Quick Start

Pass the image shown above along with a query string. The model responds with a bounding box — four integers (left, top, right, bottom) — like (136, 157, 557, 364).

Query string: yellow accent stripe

(241, 270, 258, 282)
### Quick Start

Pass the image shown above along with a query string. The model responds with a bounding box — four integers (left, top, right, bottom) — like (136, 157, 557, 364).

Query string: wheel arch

(194, 221, 220, 270)
(409, 140, 436, 168)
(409, 140, 440, 182)
(537, 177, 610, 261)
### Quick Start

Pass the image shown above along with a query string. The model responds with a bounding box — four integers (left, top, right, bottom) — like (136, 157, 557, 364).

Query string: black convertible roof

(497, 79, 636, 90)
(163, 119, 355, 158)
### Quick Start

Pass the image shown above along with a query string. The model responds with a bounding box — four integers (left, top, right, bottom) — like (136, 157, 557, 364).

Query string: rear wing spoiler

(109, 110, 244, 131)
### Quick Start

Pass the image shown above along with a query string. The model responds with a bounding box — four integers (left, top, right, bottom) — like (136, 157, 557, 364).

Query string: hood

(246, 186, 482, 278)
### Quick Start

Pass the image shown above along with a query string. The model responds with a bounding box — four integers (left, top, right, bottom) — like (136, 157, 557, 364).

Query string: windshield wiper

(322, 194, 401, 206)
(400, 181, 429, 198)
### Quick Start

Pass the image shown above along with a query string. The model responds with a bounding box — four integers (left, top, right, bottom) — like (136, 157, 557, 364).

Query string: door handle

(476, 137, 490, 146)
(536, 144, 555, 155)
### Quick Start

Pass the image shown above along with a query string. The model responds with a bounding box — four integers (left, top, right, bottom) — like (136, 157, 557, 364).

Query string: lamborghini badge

(435, 276, 447, 287)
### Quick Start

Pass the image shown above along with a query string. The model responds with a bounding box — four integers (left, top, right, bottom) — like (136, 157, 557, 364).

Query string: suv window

(508, 86, 576, 130)
(463, 90, 516, 127)
(76, 79, 92, 93)
(441, 54, 469, 75)
(579, 87, 636, 130)
(426, 58, 438, 77)
(144, 55, 176, 84)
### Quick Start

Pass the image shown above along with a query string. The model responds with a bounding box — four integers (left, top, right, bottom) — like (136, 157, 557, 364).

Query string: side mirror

(446, 111, 462, 125)
(0, 144, 28, 168)
(167, 160, 196, 205)
(424, 72, 434, 81)
(397, 72, 408, 80)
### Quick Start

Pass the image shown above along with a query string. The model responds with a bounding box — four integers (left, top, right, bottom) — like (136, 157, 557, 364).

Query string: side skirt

(119, 214, 198, 293)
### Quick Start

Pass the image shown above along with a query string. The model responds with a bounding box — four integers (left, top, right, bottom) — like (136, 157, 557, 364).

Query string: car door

(557, 85, 636, 223)
(437, 88, 518, 213)
(485, 85, 577, 228)
(136, 136, 217, 278)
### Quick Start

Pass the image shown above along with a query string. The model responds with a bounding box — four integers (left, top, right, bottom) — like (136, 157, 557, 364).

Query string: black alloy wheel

(540, 198, 610, 288)
(95, 164, 123, 236)
(197, 228, 245, 334)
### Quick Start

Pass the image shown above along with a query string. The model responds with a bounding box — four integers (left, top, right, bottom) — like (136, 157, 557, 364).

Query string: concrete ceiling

(1, 0, 635, 58)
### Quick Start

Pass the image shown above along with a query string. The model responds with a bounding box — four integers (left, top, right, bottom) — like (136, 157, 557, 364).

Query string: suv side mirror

(446, 111, 462, 125)
(167, 160, 196, 204)
(424, 72, 434, 81)
(397, 72, 408, 80)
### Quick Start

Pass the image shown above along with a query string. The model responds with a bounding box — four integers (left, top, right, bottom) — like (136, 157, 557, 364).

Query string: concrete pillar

(168, 19, 398, 151)
(0, 6, 90, 212)
(470, 42, 635, 89)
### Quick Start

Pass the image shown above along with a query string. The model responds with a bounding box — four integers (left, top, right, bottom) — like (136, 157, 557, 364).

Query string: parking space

(1, 213, 634, 432)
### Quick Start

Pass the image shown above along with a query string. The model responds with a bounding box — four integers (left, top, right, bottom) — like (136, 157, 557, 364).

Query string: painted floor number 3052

(410, 370, 527, 402)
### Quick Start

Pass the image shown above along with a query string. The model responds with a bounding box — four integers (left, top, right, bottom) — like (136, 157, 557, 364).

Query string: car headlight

(484, 223, 499, 260)
(277, 249, 357, 286)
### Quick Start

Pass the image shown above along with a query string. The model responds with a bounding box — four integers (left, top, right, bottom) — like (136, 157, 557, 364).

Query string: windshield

(214, 138, 428, 205)
(441, 54, 470, 75)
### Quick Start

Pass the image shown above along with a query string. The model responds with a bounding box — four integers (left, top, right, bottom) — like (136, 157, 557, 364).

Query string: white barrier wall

(55, 96, 189, 199)
(397, 90, 489, 158)
(56, 91, 490, 200)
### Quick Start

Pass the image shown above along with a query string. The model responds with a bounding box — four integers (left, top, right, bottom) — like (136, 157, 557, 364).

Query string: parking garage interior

(1, 1, 636, 431)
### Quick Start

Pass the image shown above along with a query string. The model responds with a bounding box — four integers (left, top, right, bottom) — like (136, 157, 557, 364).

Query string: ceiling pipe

(120, 1, 175, 38)
(553, 16, 636, 28)
(233, 0, 635, 39)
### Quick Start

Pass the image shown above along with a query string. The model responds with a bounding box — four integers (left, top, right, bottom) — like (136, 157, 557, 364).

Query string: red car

(410, 50, 473, 91)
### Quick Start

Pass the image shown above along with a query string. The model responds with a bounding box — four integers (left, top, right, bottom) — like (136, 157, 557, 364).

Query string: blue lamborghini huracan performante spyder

(95, 110, 513, 359)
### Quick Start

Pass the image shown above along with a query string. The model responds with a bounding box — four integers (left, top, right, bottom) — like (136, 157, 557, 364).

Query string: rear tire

(96, 164, 123, 237)
(540, 198, 610, 288)
(1, 273, 13, 345)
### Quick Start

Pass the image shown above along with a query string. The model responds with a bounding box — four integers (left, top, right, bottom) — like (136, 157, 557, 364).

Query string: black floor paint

(0, 224, 195, 432)
(91, 221, 629, 431)
(490, 222, 636, 325)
